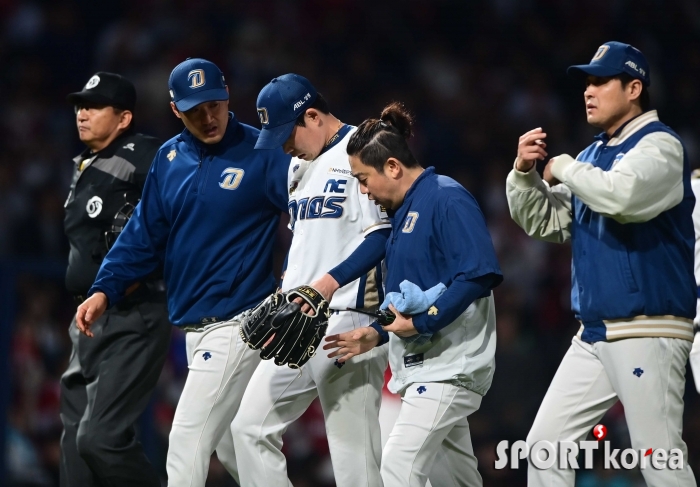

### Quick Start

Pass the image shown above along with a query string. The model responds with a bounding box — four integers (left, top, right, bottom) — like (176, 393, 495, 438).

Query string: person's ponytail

(379, 102, 413, 140)
(347, 102, 419, 172)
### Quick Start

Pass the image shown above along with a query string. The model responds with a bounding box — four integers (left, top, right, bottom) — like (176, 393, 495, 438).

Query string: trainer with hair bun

(324, 102, 503, 487)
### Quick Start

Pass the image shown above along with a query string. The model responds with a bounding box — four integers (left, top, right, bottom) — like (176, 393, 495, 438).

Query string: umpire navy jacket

(507, 111, 695, 343)
(90, 113, 290, 326)
(64, 128, 160, 296)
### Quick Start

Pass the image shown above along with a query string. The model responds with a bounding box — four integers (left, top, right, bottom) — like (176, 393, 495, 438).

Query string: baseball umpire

(73, 58, 291, 487)
(59, 72, 171, 487)
(506, 41, 696, 486)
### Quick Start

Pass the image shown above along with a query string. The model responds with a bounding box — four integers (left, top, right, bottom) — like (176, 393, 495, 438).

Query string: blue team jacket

(572, 122, 696, 342)
(90, 113, 290, 325)
(383, 167, 502, 395)
(385, 167, 503, 317)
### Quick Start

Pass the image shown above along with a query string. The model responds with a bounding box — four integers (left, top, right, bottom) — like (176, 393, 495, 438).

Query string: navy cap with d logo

(568, 41, 651, 86)
(168, 58, 229, 112)
(255, 74, 318, 150)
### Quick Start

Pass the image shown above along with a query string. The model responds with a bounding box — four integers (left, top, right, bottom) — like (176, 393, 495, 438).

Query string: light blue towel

(381, 280, 446, 346)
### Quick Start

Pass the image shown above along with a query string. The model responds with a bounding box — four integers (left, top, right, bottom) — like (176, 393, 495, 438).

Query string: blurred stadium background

(2, 0, 700, 485)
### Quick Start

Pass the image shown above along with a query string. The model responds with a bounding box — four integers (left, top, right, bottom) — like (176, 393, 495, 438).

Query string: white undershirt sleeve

(505, 162, 573, 243)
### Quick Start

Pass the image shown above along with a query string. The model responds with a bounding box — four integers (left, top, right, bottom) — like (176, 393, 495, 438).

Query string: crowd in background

(3, 0, 700, 485)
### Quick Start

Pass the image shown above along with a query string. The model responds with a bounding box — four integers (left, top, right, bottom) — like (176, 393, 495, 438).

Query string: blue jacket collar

(401, 166, 434, 205)
(390, 166, 433, 221)
(594, 110, 650, 144)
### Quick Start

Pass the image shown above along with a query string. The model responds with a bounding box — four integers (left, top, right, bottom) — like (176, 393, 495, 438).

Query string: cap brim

(567, 64, 624, 79)
(67, 91, 124, 108)
(254, 119, 296, 150)
(174, 88, 229, 112)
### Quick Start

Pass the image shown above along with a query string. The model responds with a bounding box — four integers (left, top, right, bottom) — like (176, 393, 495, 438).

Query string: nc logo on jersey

(592, 44, 610, 61)
(288, 196, 346, 230)
(402, 211, 419, 233)
(219, 168, 245, 190)
(188, 69, 206, 88)
(86, 196, 103, 218)
(257, 107, 269, 125)
(324, 179, 347, 193)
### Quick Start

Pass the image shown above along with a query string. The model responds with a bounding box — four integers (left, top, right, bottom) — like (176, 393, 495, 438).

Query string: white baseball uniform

(688, 172, 700, 392)
(232, 126, 391, 487)
(167, 315, 259, 485)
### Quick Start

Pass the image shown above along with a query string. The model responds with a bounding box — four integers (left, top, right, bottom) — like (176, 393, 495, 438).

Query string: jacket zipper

(192, 150, 203, 194)
(199, 153, 211, 195)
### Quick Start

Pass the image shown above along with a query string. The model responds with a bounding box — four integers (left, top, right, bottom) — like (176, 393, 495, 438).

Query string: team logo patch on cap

(257, 107, 269, 125)
(592, 45, 610, 61)
(85, 75, 100, 90)
(188, 69, 206, 88)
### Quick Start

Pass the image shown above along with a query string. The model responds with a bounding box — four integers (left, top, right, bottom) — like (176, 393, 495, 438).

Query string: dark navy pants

(59, 295, 171, 487)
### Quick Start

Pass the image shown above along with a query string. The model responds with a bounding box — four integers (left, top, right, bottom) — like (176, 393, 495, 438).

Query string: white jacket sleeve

(550, 132, 684, 224)
(506, 162, 573, 243)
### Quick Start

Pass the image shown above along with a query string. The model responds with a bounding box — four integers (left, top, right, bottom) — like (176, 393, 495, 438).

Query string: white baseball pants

(232, 311, 388, 487)
(166, 317, 260, 487)
(527, 336, 695, 487)
(381, 382, 483, 487)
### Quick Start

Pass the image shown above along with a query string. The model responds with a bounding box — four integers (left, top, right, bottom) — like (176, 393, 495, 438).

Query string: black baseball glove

(240, 285, 330, 368)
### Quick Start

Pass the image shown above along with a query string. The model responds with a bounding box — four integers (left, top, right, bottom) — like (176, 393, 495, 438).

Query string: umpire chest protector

(64, 130, 160, 295)
(570, 116, 696, 342)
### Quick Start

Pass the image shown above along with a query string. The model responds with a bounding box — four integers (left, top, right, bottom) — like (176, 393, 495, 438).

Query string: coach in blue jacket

(507, 42, 696, 486)
(75, 58, 290, 487)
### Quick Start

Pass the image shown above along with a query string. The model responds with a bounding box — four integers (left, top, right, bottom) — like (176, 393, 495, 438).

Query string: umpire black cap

(67, 72, 137, 111)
